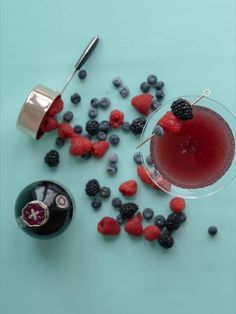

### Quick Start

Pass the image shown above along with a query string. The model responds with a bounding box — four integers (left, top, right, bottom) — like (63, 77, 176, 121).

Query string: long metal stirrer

(136, 89, 211, 149)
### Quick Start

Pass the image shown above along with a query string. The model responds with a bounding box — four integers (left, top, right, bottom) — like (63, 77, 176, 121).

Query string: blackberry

(158, 232, 174, 249)
(85, 120, 99, 135)
(44, 150, 60, 167)
(119, 202, 139, 219)
(85, 179, 100, 196)
(166, 213, 181, 231)
(171, 98, 193, 120)
(130, 117, 146, 135)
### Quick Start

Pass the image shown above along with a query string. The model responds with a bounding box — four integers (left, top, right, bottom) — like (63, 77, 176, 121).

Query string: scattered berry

(112, 197, 122, 208)
(154, 175, 171, 191)
(131, 94, 153, 115)
(159, 111, 182, 134)
(91, 141, 109, 158)
(81, 152, 92, 160)
(55, 137, 65, 147)
(99, 186, 111, 198)
(99, 97, 111, 109)
(140, 82, 151, 93)
(137, 165, 154, 185)
(78, 69, 87, 80)
(96, 131, 107, 141)
(47, 97, 63, 116)
(85, 179, 100, 196)
(40, 116, 59, 133)
(90, 98, 100, 108)
(130, 117, 146, 135)
(122, 122, 131, 131)
(151, 99, 161, 111)
(133, 152, 142, 165)
(110, 110, 124, 128)
(208, 226, 217, 236)
(106, 164, 118, 176)
(98, 217, 120, 236)
(91, 198, 102, 210)
(171, 98, 193, 120)
(124, 213, 143, 236)
(119, 180, 137, 196)
(170, 197, 186, 213)
(119, 86, 129, 98)
(142, 208, 154, 220)
(108, 153, 119, 164)
(147, 74, 157, 85)
(69, 135, 92, 156)
(166, 213, 181, 231)
(153, 125, 164, 136)
(146, 155, 153, 165)
(144, 225, 161, 241)
(108, 134, 120, 146)
(85, 120, 99, 135)
(63, 111, 73, 122)
(154, 215, 166, 229)
(119, 202, 139, 219)
(116, 214, 124, 225)
(99, 120, 111, 133)
(177, 212, 187, 223)
(155, 90, 165, 99)
(158, 232, 174, 249)
(74, 124, 83, 134)
(44, 150, 60, 167)
(71, 93, 81, 105)
(88, 108, 98, 119)
(83, 133, 92, 140)
(113, 77, 123, 88)
(58, 123, 74, 139)
(155, 81, 165, 90)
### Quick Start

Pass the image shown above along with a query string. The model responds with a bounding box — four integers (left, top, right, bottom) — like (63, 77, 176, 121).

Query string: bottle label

(55, 194, 69, 209)
(21, 201, 49, 227)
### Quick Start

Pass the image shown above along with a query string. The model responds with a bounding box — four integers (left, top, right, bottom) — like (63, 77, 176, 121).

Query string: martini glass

(139, 93, 236, 198)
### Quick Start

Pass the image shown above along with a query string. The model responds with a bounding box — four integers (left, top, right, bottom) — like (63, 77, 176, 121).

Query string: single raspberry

(159, 111, 182, 134)
(124, 213, 143, 237)
(119, 202, 139, 219)
(143, 225, 161, 241)
(109, 110, 124, 128)
(136, 165, 159, 190)
(91, 141, 109, 158)
(85, 179, 100, 196)
(69, 135, 92, 156)
(171, 98, 193, 120)
(170, 197, 186, 213)
(131, 94, 153, 115)
(58, 123, 74, 140)
(47, 97, 64, 117)
(119, 180, 137, 196)
(97, 217, 120, 236)
(40, 116, 59, 133)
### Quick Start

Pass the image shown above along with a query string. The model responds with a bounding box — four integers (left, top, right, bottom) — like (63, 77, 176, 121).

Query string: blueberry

(122, 122, 130, 131)
(119, 86, 129, 98)
(108, 134, 120, 146)
(208, 226, 217, 236)
(91, 198, 102, 209)
(90, 98, 100, 108)
(71, 93, 81, 104)
(106, 164, 118, 176)
(147, 74, 157, 85)
(96, 131, 107, 141)
(177, 212, 187, 223)
(155, 90, 165, 99)
(99, 120, 111, 133)
(99, 97, 111, 109)
(108, 153, 119, 164)
(116, 214, 124, 225)
(99, 186, 111, 198)
(74, 124, 83, 134)
(155, 81, 165, 90)
(146, 155, 153, 165)
(78, 69, 87, 80)
(112, 197, 122, 208)
(154, 215, 166, 229)
(63, 111, 73, 122)
(55, 137, 65, 147)
(142, 208, 154, 220)
(151, 99, 161, 111)
(81, 152, 92, 159)
(140, 82, 151, 93)
(88, 108, 98, 119)
(83, 133, 92, 140)
(153, 125, 164, 136)
(133, 152, 142, 164)
(112, 77, 122, 88)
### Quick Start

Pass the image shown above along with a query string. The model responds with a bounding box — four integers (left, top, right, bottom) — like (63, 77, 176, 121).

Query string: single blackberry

(44, 150, 60, 167)
(158, 232, 174, 249)
(171, 98, 193, 120)
(119, 202, 139, 219)
(166, 213, 181, 231)
(85, 120, 99, 135)
(85, 179, 100, 196)
(130, 117, 146, 135)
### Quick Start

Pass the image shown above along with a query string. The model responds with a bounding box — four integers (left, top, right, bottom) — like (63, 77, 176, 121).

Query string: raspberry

(130, 117, 146, 135)
(159, 111, 182, 134)
(136, 165, 159, 190)
(85, 179, 100, 196)
(91, 141, 109, 158)
(85, 120, 99, 135)
(170, 197, 185, 213)
(171, 98, 193, 120)
(119, 180, 137, 196)
(44, 150, 60, 167)
(131, 94, 153, 115)
(58, 123, 74, 140)
(143, 225, 161, 241)
(69, 135, 92, 156)
(40, 116, 59, 133)
(109, 110, 124, 128)
(119, 202, 139, 219)
(98, 217, 120, 236)
(47, 97, 64, 117)
(166, 213, 181, 231)
(124, 213, 143, 237)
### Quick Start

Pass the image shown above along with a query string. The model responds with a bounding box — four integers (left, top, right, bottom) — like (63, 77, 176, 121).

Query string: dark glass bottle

(15, 181, 75, 239)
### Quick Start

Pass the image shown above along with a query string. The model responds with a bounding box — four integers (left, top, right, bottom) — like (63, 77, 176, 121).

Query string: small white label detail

(55, 194, 69, 209)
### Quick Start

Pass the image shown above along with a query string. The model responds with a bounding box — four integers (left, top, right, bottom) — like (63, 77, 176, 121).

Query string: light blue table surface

(1, 1, 236, 314)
